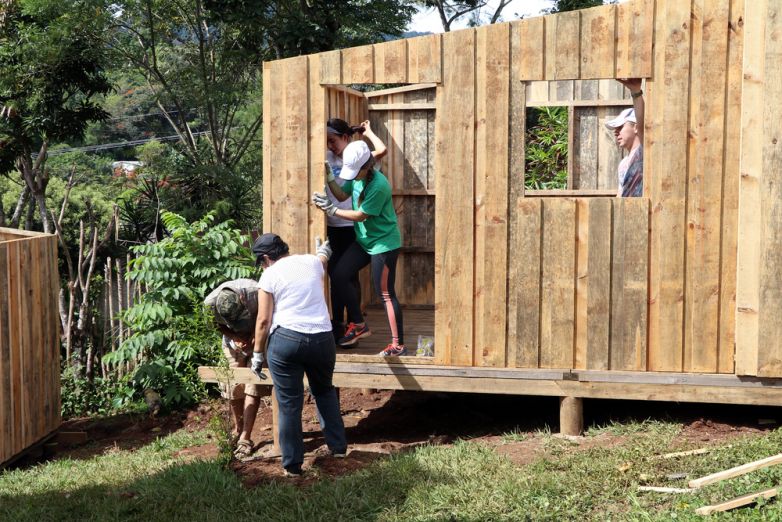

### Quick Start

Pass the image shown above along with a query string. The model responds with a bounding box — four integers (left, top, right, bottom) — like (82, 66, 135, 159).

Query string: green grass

(3, 420, 782, 521)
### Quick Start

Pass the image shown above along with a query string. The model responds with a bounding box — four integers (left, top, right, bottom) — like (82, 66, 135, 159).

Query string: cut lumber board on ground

(689, 453, 782, 489)
(695, 487, 779, 515)
(638, 486, 695, 494)
(649, 447, 721, 460)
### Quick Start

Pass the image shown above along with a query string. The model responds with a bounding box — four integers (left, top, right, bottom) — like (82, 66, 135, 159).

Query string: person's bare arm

(360, 120, 387, 160)
(253, 290, 274, 356)
(618, 78, 644, 142)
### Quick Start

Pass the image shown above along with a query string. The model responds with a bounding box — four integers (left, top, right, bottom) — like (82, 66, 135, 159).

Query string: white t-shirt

(258, 255, 332, 334)
(326, 150, 355, 228)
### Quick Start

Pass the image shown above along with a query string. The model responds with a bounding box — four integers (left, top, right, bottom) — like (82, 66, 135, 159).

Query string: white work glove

(312, 191, 338, 216)
(315, 236, 332, 261)
(251, 351, 266, 380)
(325, 161, 335, 182)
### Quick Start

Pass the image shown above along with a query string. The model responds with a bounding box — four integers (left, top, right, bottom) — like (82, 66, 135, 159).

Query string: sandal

(233, 439, 254, 458)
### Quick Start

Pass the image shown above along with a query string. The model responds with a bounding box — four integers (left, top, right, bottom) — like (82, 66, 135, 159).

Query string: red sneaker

(337, 322, 371, 346)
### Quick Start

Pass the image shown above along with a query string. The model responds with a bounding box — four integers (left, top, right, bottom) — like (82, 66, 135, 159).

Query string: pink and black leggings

(331, 242, 404, 346)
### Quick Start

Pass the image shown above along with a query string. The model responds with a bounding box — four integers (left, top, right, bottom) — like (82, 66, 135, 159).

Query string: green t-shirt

(342, 170, 401, 254)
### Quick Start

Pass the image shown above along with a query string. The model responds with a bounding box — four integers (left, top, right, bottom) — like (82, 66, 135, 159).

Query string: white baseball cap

(605, 108, 637, 130)
(338, 141, 372, 180)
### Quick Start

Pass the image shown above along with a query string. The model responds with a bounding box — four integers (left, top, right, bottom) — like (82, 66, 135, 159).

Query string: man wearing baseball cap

(606, 78, 645, 197)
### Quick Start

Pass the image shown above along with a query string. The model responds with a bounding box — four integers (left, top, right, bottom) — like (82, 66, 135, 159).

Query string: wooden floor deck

(337, 306, 434, 359)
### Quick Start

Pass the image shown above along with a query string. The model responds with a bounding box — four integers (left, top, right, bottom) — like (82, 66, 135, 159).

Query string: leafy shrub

(60, 365, 138, 418)
(104, 211, 258, 409)
(524, 106, 569, 190)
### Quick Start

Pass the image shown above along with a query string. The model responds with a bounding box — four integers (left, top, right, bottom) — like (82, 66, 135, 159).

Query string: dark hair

(327, 118, 364, 137)
(264, 237, 289, 261)
(357, 155, 377, 206)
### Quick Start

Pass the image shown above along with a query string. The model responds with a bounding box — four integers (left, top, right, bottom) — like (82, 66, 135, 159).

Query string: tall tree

(0, 0, 113, 232)
(547, 0, 605, 13)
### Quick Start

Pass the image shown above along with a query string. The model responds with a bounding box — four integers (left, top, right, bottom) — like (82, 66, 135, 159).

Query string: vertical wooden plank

(434, 28, 475, 366)
(611, 198, 649, 371)
(580, 4, 617, 79)
(342, 45, 374, 84)
(540, 199, 576, 369)
(374, 39, 408, 84)
(309, 54, 327, 254)
(546, 11, 581, 80)
(263, 61, 278, 233)
(616, 0, 655, 78)
(0, 242, 8, 462)
(408, 34, 442, 84)
(281, 57, 310, 254)
(507, 199, 541, 368)
(756, 0, 782, 377)
(735, 0, 765, 376)
(572, 108, 599, 189)
(474, 23, 510, 368)
(389, 93, 405, 189)
(597, 107, 626, 191)
(646, 0, 691, 372)
(8, 240, 22, 455)
(319, 50, 342, 85)
(575, 198, 611, 370)
(509, 42, 526, 198)
(684, 0, 730, 373)
(403, 91, 430, 190)
(29, 238, 42, 442)
(513, 17, 545, 81)
(20, 240, 33, 449)
(717, 0, 744, 374)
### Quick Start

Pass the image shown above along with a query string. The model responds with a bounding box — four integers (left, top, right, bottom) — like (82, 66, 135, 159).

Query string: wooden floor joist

(198, 363, 782, 407)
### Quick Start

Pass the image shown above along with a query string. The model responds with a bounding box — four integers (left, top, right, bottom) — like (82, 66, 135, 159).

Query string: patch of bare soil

(53, 392, 781, 488)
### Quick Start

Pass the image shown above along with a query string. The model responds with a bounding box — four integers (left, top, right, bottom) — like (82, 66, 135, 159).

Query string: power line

(41, 131, 211, 157)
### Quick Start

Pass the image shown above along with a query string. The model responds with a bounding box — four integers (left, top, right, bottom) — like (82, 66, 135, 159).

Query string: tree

(0, 0, 113, 232)
(419, 0, 512, 32)
(546, 0, 605, 14)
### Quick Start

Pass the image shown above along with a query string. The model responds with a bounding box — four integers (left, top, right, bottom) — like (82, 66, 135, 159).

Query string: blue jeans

(267, 327, 347, 473)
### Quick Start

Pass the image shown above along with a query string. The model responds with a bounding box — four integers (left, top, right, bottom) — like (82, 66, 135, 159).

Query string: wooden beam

(689, 453, 782, 489)
(524, 190, 617, 197)
(364, 83, 438, 98)
(368, 102, 436, 111)
(695, 487, 779, 515)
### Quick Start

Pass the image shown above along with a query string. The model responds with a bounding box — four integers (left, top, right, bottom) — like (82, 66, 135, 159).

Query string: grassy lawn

(3, 420, 782, 521)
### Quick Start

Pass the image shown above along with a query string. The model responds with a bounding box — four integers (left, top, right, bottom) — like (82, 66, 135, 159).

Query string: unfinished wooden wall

(263, 0, 756, 376)
(735, 0, 782, 377)
(0, 229, 61, 466)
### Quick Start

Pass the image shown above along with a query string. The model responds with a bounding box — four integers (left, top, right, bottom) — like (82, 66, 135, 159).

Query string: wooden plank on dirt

(434, 29, 475, 366)
(611, 198, 649, 371)
(407, 35, 441, 84)
(756, 0, 782, 378)
(580, 4, 616, 79)
(540, 199, 576, 369)
(646, 0, 690, 372)
(717, 0, 744, 374)
(341, 44, 374, 84)
(684, 0, 730, 374)
(512, 17, 545, 81)
(374, 39, 407, 84)
(615, 0, 654, 78)
(735, 0, 766, 376)
(546, 10, 580, 80)
(474, 23, 510, 368)
(695, 487, 779, 515)
(507, 199, 541, 368)
(575, 198, 611, 370)
(319, 50, 342, 84)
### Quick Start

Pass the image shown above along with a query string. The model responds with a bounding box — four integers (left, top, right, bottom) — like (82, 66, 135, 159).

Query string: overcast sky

(407, 0, 554, 33)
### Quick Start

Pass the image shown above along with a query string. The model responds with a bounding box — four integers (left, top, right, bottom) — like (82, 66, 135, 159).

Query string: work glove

(251, 351, 267, 380)
(325, 161, 335, 182)
(312, 192, 337, 216)
(315, 236, 332, 261)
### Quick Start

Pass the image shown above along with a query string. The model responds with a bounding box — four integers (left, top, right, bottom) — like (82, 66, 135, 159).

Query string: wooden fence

(0, 228, 61, 466)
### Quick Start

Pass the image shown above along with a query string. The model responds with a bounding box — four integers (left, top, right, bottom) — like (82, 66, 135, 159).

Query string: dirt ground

(56, 390, 780, 487)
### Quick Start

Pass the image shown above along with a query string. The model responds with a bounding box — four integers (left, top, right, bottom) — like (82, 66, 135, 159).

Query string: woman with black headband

(324, 118, 387, 341)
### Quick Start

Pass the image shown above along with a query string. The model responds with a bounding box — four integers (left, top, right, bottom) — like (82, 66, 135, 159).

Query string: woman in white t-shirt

(325, 118, 387, 340)
(250, 233, 347, 476)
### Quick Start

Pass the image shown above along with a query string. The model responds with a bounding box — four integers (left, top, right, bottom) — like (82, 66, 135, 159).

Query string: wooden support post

(271, 387, 280, 451)
(559, 396, 583, 436)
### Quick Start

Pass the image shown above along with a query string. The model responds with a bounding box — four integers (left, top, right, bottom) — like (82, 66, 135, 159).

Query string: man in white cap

(605, 78, 645, 197)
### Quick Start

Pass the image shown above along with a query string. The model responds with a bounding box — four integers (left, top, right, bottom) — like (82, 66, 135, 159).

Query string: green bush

(103, 211, 259, 409)
(60, 365, 137, 418)
(525, 106, 569, 190)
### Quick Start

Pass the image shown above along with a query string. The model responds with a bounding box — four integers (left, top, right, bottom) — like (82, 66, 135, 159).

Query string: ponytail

(357, 156, 377, 206)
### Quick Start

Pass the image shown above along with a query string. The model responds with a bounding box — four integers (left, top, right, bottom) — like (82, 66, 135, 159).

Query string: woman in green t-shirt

(312, 140, 406, 357)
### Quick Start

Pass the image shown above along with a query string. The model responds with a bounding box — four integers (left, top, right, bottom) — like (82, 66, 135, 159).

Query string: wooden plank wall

(735, 0, 781, 377)
(0, 231, 60, 466)
(263, 0, 754, 376)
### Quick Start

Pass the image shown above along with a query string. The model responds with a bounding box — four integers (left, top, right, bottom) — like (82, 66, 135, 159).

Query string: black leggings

(327, 226, 360, 323)
(332, 242, 404, 346)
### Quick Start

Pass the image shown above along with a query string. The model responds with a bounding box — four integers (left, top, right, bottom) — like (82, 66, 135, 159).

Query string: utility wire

(41, 131, 211, 157)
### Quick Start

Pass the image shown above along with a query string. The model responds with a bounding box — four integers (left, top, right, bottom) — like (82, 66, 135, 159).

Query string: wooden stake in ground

(689, 453, 782, 489)
(695, 487, 779, 515)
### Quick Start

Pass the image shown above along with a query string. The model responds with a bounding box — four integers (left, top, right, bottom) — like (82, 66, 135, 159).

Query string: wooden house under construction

(202, 0, 782, 431)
